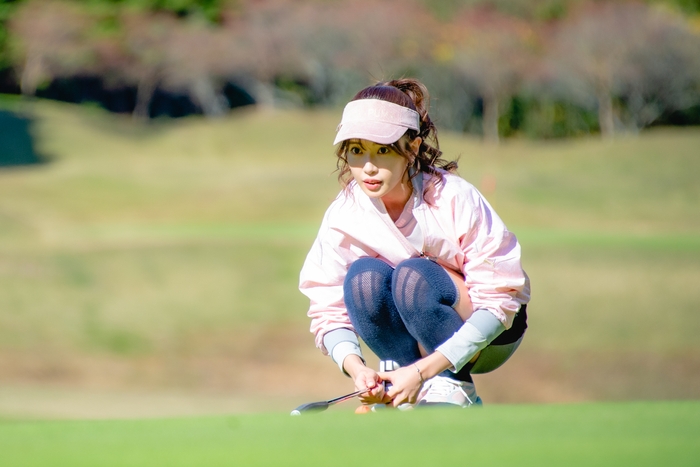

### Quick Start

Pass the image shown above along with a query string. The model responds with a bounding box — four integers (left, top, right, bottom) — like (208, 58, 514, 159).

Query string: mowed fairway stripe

(27, 222, 700, 252)
(517, 228, 700, 251)
(6, 223, 320, 252)
(1, 401, 698, 467)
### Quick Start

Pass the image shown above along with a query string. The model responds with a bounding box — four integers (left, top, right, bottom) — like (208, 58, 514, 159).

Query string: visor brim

(333, 122, 409, 146)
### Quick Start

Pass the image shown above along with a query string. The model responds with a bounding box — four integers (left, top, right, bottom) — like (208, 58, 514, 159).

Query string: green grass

(1, 401, 699, 466)
(1, 97, 699, 404)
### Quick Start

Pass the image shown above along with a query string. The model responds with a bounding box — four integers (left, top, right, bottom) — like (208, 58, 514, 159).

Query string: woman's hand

(377, 366, 424, 407)
(343, 355, 390, 405)
(378, 353, 454, 407)
(352, 366, 390, 405)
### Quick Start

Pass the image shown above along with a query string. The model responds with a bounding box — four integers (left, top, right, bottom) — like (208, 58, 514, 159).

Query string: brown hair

(335, 78, 458, 187)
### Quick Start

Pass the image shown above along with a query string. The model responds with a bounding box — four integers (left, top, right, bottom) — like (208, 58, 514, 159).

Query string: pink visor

(333, 99, 420, 145)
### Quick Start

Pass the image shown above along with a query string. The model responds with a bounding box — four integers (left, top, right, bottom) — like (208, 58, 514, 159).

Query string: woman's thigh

(441, 265, 473, 322)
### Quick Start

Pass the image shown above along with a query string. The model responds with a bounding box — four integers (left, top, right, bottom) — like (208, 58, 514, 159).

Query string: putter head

(290, 400, 329, 415)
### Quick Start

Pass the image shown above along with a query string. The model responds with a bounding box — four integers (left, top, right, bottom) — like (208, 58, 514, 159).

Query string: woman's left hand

(377, 366, 424, 407)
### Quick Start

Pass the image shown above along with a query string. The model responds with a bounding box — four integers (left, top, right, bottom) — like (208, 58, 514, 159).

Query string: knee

(344, 257, 394, 318)
(346, 257, 391, 278)
(392, 258, 458, 313)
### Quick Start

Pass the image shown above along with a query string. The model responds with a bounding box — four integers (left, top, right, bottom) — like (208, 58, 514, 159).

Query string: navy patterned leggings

(343, 257, 526, 382)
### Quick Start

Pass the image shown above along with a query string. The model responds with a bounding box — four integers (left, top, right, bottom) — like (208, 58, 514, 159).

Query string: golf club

(290, 387, 368, 415)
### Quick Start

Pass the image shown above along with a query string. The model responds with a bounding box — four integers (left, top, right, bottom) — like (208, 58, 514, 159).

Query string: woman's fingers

(356, 367, 425, 407)
(354, 368, 387, 404)
(356, 370, 380, 391)
(378, 368, 423, 406)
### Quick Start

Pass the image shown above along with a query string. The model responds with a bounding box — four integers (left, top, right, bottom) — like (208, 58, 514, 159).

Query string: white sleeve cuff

(436, 322, 489, 372)
(323, 328, 364, 375)
(331, 341, 364, 374)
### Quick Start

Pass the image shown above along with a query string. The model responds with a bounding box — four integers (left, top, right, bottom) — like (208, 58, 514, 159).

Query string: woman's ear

(410, 137, 422, 155)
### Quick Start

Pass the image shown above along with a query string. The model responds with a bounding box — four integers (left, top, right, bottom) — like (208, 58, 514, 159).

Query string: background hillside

(1, 97, 698, 418)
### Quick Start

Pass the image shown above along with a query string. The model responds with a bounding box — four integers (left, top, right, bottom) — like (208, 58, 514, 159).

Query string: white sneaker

(417, 375, 482, 408)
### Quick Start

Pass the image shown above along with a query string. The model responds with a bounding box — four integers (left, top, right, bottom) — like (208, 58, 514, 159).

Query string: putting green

(1, 401, 698, 466)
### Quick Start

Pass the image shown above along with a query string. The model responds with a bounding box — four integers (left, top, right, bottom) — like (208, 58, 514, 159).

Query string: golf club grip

(293, 401, 330, 413)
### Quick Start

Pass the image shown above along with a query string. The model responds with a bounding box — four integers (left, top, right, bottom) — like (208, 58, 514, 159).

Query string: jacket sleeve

(299, 213, 357, 354)
(454, 186, 527, 329)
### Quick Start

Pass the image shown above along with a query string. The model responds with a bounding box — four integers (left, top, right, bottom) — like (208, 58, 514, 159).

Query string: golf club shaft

(291, 387, 369, 414)
(327, 387, 368, 405)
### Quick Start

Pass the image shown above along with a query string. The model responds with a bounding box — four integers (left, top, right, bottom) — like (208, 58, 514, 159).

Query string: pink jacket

(299, 171, 531, 353)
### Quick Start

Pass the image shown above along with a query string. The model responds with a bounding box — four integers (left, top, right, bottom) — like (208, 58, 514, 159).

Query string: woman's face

(346, 137, 419, 204)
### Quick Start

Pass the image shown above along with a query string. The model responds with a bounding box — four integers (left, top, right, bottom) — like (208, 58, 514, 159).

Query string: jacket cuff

(323, 328, 364, 375)
(468, 308, 506, 341)
(436, 309, 505, 372)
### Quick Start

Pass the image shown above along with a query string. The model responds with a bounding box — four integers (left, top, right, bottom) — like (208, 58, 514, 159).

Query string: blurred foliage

(420, 0, 575, 20)
(0, 0, 20, 68)
(0, 0, 699, 140)
(661, 0, 700, 13)
(82, 0, 231, 22)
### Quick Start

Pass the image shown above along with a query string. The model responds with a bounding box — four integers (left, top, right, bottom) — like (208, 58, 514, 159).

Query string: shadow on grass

(0, 110, 48, 167)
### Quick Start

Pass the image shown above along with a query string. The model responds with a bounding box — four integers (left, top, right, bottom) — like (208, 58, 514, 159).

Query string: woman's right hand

(353, 366, 389, 405)
(343, 355, 390, 405)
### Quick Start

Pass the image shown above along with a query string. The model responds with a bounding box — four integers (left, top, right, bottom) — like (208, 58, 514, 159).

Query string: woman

(299, 78, 530, 409)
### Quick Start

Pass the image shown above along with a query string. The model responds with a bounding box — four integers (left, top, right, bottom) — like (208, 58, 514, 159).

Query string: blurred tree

(115, 11, 178, 119)
(420, 0, 579, 21)
(654, 0, 700, 14)
(91, 7, 239, 118)
(292, 0, 423, 104)
(445, 7, 540, 143)
(551, 2, 642, 137)
(160, 18, 237, 116)
(83, 0, 230, 23)
(144, 0, 227, 22)
(551, 1, 700, 137)
(231, 0, 307, 106)
(620, 7, 700, 130)
(8, 0, 93, 96)
(0, 0, 23, 70)
(224, 0, 422, 107)
(2, 0, 698, 133)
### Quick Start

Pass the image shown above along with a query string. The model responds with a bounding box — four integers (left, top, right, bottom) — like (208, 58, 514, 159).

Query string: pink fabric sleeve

(455, 188, 528, 329)
(299, 220, 355, 354)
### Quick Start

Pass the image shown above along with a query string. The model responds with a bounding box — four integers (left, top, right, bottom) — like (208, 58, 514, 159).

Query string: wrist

(412, 363, 425, 384)
(414, 352, 452, 381)
(342, 354, 367, 380)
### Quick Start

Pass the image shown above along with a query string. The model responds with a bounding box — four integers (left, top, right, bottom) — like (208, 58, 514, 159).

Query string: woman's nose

(363, 161, 378, 174)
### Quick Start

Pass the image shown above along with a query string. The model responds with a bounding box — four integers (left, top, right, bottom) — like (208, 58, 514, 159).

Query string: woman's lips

(364, 179, 382, 191)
